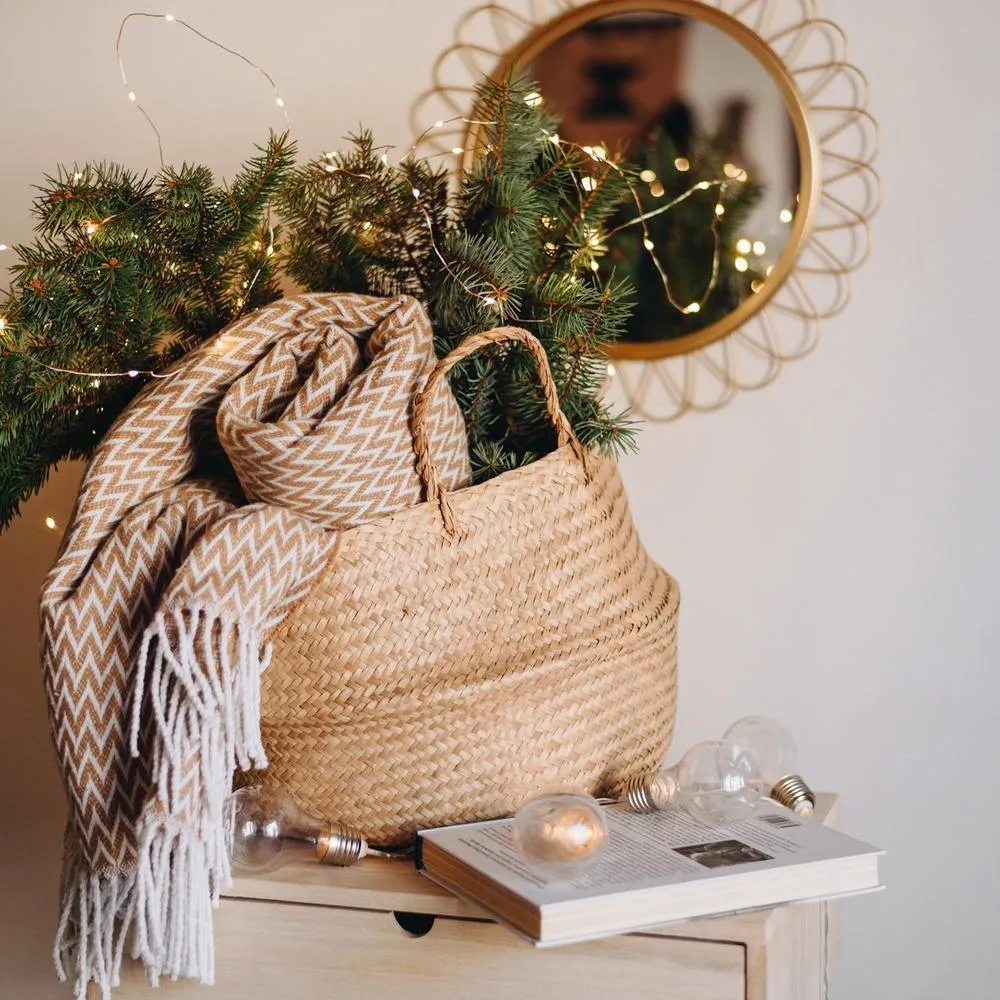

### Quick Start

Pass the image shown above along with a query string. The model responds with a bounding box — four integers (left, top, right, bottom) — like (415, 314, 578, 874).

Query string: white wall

(1, 2, 997, 998)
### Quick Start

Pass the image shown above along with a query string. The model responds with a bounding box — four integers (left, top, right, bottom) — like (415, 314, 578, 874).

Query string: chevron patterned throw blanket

(40, 294, 470, 998)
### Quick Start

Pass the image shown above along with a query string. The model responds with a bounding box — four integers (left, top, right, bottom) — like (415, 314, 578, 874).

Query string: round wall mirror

(413, 0, 878, 418)
(481, 0, 819, 361)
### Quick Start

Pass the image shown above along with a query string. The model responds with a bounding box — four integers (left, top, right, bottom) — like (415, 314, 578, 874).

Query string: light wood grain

(745, 902, 827, 1000)
(104, 899, 744, 1000)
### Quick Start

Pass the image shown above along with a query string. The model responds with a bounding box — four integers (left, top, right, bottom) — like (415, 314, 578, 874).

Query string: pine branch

(0, 76, 643, 528)
(0, 135, 295, 527)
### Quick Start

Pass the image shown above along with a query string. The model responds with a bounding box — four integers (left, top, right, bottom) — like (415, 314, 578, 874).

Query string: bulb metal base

(624, 772, 677, 813)
(769, 774, 816, 817)
(317, 823, 369, 866)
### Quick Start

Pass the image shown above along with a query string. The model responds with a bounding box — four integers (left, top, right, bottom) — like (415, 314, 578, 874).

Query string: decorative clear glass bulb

(512, 792, 609, 881)
(224, 786, 368, 873)
(625, 739, 765, 826)
(722, 716, 816, 816)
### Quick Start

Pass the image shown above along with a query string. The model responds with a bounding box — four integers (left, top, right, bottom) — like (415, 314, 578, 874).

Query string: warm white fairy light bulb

(734, 257, 749, 272)
(683, 302, 701, 315)
(513, 792, 608, 881)
(581, 176, 596, 192)
(626, 740, 764, 826)
(736, 238, 752, 255)
(643, 238, 655, 251)
(723, 716, 815, 816)
(753, 240, 767, 256)
(639, 169, 657, 183)
(715, 204, 726, 217)
(780, 208, 794, 224)
(225, 786, 368, 872)
(674, 157, 690, 172)
(44, 517, 57, 530)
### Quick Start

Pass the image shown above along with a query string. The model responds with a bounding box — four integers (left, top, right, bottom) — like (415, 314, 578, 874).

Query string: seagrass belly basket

(259, 328, 679, 845)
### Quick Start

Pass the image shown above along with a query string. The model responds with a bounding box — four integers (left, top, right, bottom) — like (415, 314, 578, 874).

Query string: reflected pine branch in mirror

(601, 125, 765, 343)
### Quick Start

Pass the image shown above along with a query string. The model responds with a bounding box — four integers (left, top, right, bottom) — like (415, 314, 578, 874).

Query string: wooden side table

(103, 795, 840, 1000)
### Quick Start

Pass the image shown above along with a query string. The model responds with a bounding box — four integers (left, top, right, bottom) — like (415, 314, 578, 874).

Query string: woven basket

(259, 328, 679, 845)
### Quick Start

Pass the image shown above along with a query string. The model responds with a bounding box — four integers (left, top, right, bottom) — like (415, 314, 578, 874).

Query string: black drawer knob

(393, 911, 436, 937)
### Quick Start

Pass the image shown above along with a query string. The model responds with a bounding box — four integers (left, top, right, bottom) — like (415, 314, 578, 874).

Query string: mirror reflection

(528, 9, 801, 347)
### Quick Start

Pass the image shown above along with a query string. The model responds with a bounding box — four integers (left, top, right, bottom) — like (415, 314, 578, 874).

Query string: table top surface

(225, 793, 838, 940)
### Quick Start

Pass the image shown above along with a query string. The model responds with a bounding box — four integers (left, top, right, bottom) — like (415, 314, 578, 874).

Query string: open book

(417, 802, 883, 946)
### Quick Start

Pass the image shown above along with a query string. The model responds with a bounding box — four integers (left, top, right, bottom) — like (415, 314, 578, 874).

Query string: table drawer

(106, 896, 746, 1000)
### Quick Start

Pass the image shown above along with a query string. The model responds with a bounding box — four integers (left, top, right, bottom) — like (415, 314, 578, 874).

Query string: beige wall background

(1, 1, 997, 997)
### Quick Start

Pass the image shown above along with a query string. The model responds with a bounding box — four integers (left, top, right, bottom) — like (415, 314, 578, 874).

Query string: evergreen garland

(0, 77, 644, 527)
(0, 132, 295, 527)
(599, 124, 765, 343)
(279, 76, 638, 483)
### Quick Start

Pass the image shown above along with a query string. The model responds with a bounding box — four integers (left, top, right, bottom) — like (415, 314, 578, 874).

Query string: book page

(421, 803, 880, 907)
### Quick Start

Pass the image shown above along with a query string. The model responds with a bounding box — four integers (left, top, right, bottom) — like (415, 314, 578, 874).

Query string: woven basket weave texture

(259, 329, 680, 844)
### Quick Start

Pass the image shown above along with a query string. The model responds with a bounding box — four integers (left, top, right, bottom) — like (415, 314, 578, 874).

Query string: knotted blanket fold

(40, 293, 470, 998)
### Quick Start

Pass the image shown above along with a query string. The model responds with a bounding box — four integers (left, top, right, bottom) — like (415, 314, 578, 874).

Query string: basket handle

(413, 327, 586, 535)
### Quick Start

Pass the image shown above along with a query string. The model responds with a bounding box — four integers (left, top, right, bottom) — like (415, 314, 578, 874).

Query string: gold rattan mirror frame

(412, 0, 880, 420)
(471, 0, 821, 363)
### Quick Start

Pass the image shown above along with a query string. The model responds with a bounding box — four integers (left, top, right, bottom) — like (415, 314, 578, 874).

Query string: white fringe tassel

(54, 848, 136, 1000)
(133, 607, 268, 985)
(55, 606, 269, 997)
(132, 821, 217, 988)
(55, 609, 267, 996)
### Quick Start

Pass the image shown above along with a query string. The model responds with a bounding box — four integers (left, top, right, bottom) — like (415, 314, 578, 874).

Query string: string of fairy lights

(1, 12, 793, 374)
(116, 11, 290, 169)
(1, 11, 794, 532)
(551, 133, 729, 317)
